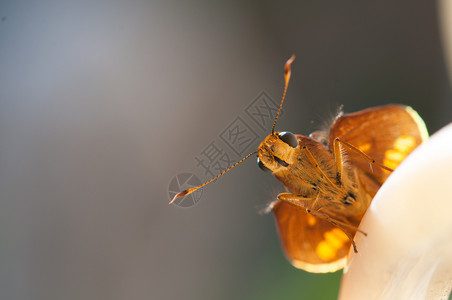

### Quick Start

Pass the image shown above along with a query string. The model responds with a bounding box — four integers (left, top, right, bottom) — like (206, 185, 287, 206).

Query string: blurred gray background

(0, 1, 451, 299)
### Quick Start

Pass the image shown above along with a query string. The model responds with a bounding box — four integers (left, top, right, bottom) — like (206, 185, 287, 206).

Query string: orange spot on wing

(307, 214, 317, 227)
(383, 136, 416, 170)
(317, 241, 336, 261)
(385, 150, 406, 162)
(316, 228, 349, 261)
(394, 136, 416, 152)
(325, 228, 349, 248)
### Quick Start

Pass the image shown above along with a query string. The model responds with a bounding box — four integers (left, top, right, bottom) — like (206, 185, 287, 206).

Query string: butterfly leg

(277, 193, 316, 210)
(333, 138, 393, 182)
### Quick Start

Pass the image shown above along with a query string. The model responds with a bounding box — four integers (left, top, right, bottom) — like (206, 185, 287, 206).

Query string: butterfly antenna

(272, 54, 295, 134)
(169, 150, 258, 204)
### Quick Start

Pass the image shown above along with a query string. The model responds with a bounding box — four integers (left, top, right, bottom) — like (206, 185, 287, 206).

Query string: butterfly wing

(272, 200, 351, 273)
(329, 104, 428, 186)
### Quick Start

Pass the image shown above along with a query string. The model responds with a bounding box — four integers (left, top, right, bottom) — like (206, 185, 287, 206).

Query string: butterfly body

(260, 134, 361, 215)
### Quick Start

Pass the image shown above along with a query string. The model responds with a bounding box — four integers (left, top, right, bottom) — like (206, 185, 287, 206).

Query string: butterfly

(264, 103, 428, 273)
(170, 55, 429, 273)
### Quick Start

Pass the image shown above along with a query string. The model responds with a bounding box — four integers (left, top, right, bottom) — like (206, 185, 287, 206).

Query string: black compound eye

(278, 131, 298, 148)
(257, 157, 272, 172)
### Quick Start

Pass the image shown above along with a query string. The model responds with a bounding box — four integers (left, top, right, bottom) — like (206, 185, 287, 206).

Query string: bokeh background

(1, 1, 451, 299)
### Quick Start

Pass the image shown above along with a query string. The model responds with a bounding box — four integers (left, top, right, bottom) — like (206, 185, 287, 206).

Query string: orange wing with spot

(329, 104, 428, 186)
(272, 201, 352, 273)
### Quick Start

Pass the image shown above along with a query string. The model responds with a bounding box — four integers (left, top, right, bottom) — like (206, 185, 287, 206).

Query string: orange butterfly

(171, 55, 428, 273)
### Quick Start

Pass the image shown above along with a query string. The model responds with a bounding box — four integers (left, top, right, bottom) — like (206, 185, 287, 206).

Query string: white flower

(339, 124, 452, 300)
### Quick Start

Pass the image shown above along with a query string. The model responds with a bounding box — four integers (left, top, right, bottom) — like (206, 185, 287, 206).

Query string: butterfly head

(257, 131, 299, 173)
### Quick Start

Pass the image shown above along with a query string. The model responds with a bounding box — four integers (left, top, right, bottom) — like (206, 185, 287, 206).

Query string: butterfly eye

(257, 157, 272, 172)
(278, 131, 298, 148)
